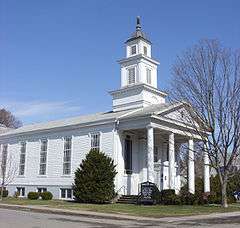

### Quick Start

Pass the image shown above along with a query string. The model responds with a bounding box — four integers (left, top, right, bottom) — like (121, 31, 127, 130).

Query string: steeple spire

(136, 16, 141, 31)
(126, 16, 151, 44)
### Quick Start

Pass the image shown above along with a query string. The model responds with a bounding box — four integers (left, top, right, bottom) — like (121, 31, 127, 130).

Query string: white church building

(0, 18, 210, 200)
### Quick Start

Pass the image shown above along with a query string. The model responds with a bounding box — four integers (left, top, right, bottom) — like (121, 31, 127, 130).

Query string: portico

(115, 120, 210, 195)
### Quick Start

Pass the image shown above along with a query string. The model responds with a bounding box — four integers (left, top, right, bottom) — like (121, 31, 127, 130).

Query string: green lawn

(1, 197, 240, 218)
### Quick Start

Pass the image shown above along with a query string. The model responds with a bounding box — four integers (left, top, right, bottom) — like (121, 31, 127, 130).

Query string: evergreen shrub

(40, 191, 53, 200)
(73, 149, 117, 204)
(160, 189, 181, 205)
(0, 189, 8, 198)
(27, 192, 39, 200)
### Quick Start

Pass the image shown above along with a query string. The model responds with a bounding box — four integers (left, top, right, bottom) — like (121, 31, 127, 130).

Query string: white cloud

(0, 100, 82, 123)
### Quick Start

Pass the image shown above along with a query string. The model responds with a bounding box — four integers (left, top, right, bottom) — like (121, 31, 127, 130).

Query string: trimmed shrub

(27, 192, 39, 200)
(174, 195, 182, 205)
(179, 173, 240, 205)
(14, 191, 20, 198)
(180, 192, 199, 205)
(208, 174, 239, 204)
(0, 189, 8, 198)
(40, 191, 53, 200)
(160, 189, 179, 205)
(73, 149, 117, 204)
(208, 191, 221, 204)
(179, 184, 200, 205)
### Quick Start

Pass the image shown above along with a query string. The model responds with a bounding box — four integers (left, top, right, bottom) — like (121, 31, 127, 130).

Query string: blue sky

(0, 0, 239, 125)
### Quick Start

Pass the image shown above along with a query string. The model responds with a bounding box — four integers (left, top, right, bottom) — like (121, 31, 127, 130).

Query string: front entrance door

(124, 135, 133, 195)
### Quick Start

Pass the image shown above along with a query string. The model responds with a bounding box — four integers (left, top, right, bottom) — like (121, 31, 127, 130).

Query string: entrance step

(116, 195, 138, 204)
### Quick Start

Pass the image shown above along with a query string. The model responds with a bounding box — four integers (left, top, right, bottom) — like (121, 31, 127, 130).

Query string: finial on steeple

(136, 16, 141, 31)
(125, 16, 151, 44)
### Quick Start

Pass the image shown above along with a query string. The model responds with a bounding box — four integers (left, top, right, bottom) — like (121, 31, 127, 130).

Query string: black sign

(138, 181, 159, 205)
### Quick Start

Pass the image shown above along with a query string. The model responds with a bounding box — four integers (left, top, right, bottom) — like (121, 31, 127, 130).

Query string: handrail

(111, 185, 126, 203)
(116, 185, 126, 196)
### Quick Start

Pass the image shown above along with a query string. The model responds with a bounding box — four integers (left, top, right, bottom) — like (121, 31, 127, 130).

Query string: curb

(0, 203, 240, 223)
(0, 204, 153, 221)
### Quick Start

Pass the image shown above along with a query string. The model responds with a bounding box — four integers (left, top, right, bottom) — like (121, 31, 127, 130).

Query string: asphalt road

(0, 208, 240, 228)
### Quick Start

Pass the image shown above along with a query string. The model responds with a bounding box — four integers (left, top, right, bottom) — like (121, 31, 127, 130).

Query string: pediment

(157, 103, 203, 129)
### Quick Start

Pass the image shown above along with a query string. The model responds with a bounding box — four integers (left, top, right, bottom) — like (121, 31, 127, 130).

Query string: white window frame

(16, 187, 25, 197)
(60, 188, 73, 200)
(130, 45, 137, 55)
(144, 46, 148, 55)
(37, 187, 47, 193)
(127, 67, 136, 85)
(63, 136, 72, 175)
(19, 142, 26, 176)
(39, 139, 48, 175)
(1, 144, 8, 176)
(146, 68, 152, 85)
(90, 132, 101, 150)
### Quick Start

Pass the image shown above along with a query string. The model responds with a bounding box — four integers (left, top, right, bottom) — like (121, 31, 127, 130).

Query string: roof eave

(125, 36, 152, 45)
(0, 118, 117, 139)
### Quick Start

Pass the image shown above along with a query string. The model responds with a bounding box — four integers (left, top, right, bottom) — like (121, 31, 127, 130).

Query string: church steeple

(126, 16, 151, 44)
(121, 17, 156, 87)
(109, 17, 167, 112)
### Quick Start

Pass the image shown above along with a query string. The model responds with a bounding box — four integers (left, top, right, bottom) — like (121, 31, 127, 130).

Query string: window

(1, 144, 8, 176)
(16, 187, 25, 197)
(154, 147, 158, 162)
(144, 46, 147, 55)
(128, 67, 136, 85)
(60, 188, 72, 199)
(37, 188, 47, 193)
(166, 144, 169, 161)
(63, 137, 72, 175)
(91, 132, 100, 150)
(146, 68, 152, 84)
(131, 45, 136, 55)
(19, 142, 26, 176)
(39, 139, 47, 175)
(124, 135, 132, 174)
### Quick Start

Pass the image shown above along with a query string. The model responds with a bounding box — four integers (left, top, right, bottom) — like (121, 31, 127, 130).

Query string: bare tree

(179, 143, 204, 180)
(0, 109, 22, 129)
(171, 39, 240, 208)
(0, 144, 18, 200)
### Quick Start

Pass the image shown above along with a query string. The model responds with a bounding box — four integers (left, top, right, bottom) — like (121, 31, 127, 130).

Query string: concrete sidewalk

(0, 203, 240, 223)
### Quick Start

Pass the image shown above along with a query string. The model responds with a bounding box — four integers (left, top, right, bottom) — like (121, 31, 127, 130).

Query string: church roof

(0, 110, 129, 137)
(119, 103, 177, 119)
(0, 103, 177, 137)
(0, 124, 13, 133)
(126, 16, 151, 44)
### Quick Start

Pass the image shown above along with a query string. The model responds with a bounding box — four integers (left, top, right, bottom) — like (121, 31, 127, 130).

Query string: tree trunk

(221, 180, 228, 208)
(0, 184, 4, 201)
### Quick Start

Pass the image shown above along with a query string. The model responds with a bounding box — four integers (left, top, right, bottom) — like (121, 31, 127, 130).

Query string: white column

(147, 125, 154, 183)
(203, 144, 210, 193)
(188, 139, 195, 194)
(169, 132, 175, 190)
(140, 139, 148, 182)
